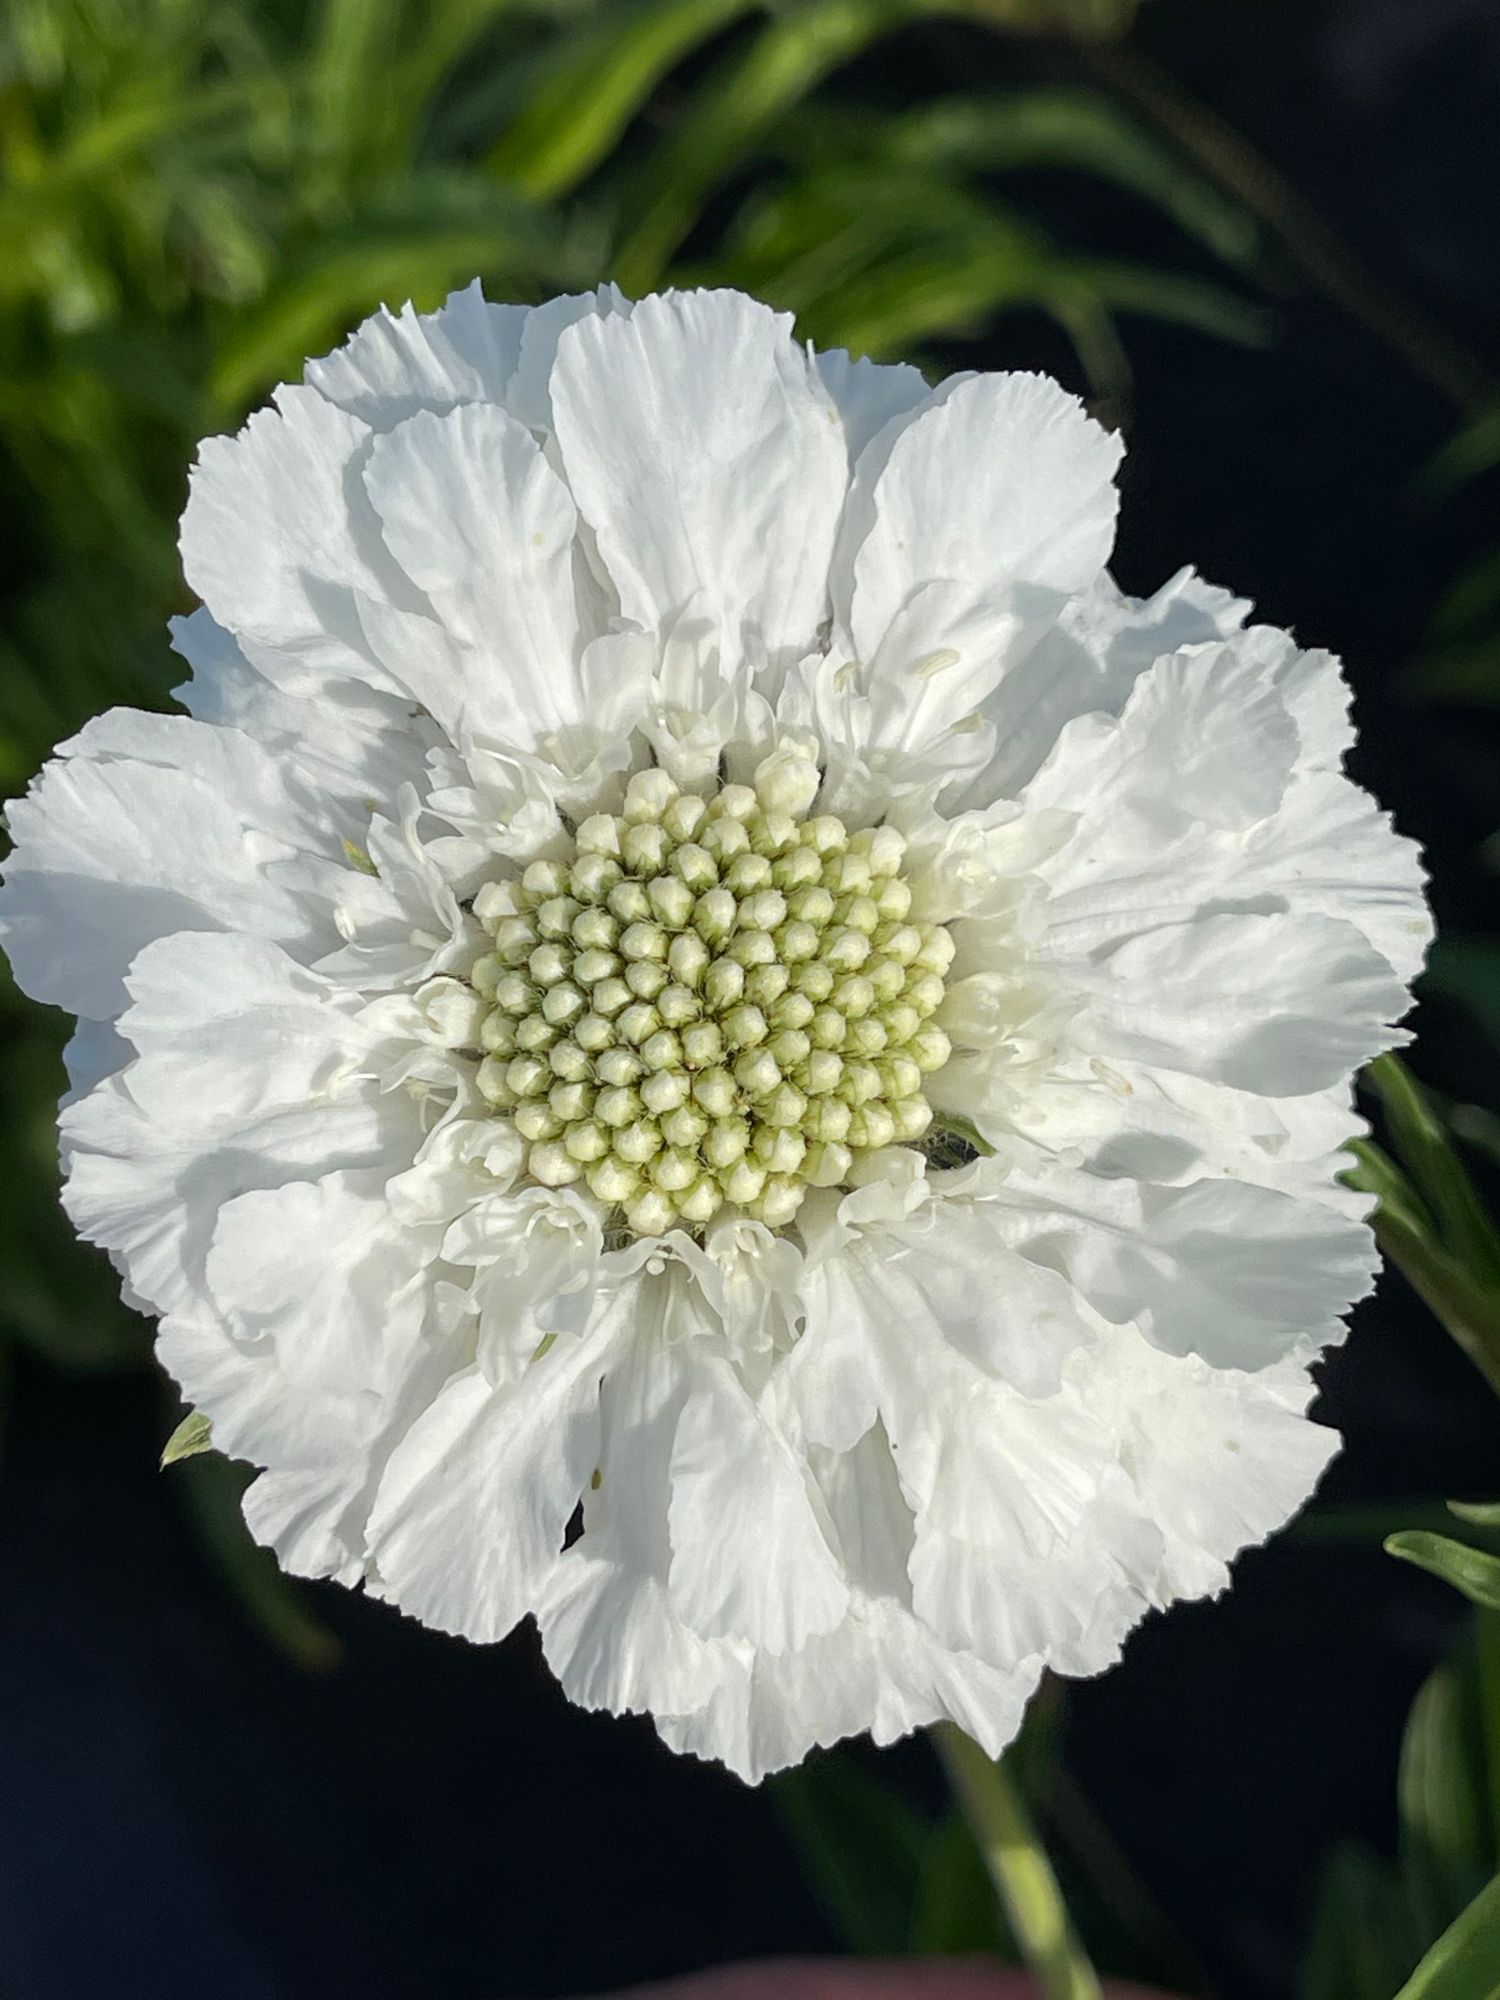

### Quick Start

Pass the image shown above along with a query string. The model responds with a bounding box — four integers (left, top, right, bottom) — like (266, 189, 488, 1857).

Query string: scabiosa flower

(0, 286, 1428, 1779)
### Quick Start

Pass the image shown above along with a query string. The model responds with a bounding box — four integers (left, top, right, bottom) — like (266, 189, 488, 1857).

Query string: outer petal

(303, 281, 528, 426)
(549, 289, 850, 675)
(0, 710, 337, 1017)
(366, 1279, 637, 1642)
(180, 384, 422, 695)
(361, 403, 593, 753)
(809, 372, 1122, 767)
(170, 608, 436, 821)
(987, 1161, 1378, 1369)
(1071, 1327, 1339, 1600)
(956, 566, 1251, 804)
(814, 347, 930, 465)
(666, 1346, 849, 1655)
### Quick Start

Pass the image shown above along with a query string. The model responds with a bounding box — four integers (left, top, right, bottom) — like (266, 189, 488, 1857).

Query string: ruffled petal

(362, 402, 594, 752)
(805, 372, 1121, 776)
(549, 289, 850, 676)
(0, 710, 338, 1017)
(303, 281, 527, 426)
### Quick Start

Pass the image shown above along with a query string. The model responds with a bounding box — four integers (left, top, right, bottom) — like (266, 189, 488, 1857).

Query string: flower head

(0, 285, 1429, 1779)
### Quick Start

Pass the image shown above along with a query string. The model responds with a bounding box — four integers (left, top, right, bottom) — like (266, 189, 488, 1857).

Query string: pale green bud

(576, 814, 622, 857)
(548, 1079, 593, 1123)
(680, 1020, 724, 1069)
(656, 983, 699, 1028)
(514, 1014, 558, 1053)
(565, 1118, 611, 1163)
(529, 1141, 582, 1186)
(521, 858, 568, 902)
(663, 793, 709, 842)
(625, 959, 668, 1001)
(596, 1085, 642, 1128)
(549, 1039, 592, 1081)
(594, 1046, 643, 1086)
(478, 1056, 517, 1108)
(641, 1067, 689, 1115)
(670, 842, 717, 893)
(647, 875, 695, 928)
(513, 1100, 563, 1142)
(615, 1120, 664, 1165)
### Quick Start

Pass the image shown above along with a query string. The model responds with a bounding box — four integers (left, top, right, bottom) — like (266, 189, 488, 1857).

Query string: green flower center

(468, 763, 954, 1237)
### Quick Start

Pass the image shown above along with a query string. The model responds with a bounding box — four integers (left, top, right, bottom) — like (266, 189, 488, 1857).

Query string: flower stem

(932, 1723, 1102, 2000)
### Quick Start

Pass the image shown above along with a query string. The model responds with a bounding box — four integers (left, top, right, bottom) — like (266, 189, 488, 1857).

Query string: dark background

(3, 1, 1499, 1996)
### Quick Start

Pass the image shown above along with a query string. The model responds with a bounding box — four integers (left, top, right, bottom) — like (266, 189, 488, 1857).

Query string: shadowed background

(2, 2, 1499, 1996)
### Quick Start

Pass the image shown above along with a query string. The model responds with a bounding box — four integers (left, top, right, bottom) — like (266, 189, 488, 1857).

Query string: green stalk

(933, 1723, 1101, 2000)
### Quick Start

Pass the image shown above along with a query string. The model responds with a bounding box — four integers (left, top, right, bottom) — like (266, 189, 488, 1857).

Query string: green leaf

(910, 1810, 1015, 1956)
(1393, 1873, 1500, 2000)
(1399, 1635, 1498, 1941)
(614, 0, 909, 291)
(1452, 1502, 1500, 1530)
(487, 0, 754, 201)
(1376, 1056, 1500, 1288)
(887, 88, 1260, 267)
(172, 1452, 341, 1673)
(771, 1750, 929, 1955)
(1387, 1533, 1500, 1613)
(1416, 403, 1500, 502)
(160, 1409, 213, 1467)
(1300, 1846, 1424, 2000)
(1424, 939, 1500, 1052)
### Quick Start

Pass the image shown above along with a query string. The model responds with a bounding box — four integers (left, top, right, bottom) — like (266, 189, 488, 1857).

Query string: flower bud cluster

(468, 758, 954, 1236)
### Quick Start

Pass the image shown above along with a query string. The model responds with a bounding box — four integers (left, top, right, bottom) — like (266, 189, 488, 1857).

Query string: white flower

(0, 285, 1430, 1781)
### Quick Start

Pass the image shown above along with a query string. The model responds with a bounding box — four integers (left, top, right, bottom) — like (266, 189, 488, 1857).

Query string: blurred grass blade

(1387, 1533, 1500, 1613)
(1416, 403, 1500, 503)
(173, 1452, 341, 1674)
(771, 1750, 928, 1955)
(1422, 940, 1500, 1045)
(1366, 1055, 1500, 1289)
(889, 88, 1261, 266)
(1451, 1502, 1500, 1530)
(614, 0, 908, 292)
(160, 1409, 213, 1467)
(1300, 1846, 1423, 2000)
(910, 1810, 1016, 1955)
(1398, 1634, 1497, 1941)
(1392, 1874, 1500, 2000)
(934, 1724, 1101, 2000)
(487, 0, 754, 200)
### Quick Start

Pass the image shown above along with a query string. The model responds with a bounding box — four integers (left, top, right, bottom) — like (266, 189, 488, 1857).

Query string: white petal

(503, 284, 632, 432)
(303, 281, 527, 426)
(956, 566, 1251, 803)
(549, 289, 850, 674)
(361, 403, 589, 752)
(814, 346, 930, 464)
(116, 931, 369, 1124)
(180, 385, 420, 696)
(989, 1162, 1377, 1368)
(667, 1348, 849, 1654)
(367, 1282, 635, 1642)
(1074, 908, 1411, 1096)
(0, 710, 333, 1018)
(828, 371, 1122, 754)
(170, 607, 435, 818)
(203, 1170, 431, 1409)
(1074, 1328, 1338, 1599)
